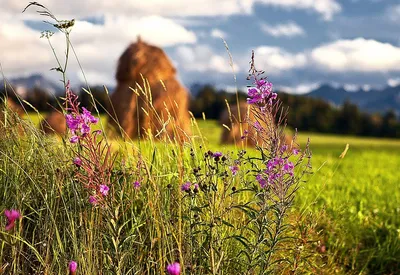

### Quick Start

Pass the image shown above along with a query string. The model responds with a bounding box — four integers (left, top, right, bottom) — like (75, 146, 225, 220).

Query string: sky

(1, 0, 400, 93)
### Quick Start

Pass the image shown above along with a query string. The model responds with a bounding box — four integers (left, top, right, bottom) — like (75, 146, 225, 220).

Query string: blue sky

(1, 0, 400, 93)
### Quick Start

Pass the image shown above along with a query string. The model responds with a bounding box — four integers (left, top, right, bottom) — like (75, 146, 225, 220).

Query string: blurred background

(1, 0, 400, 137)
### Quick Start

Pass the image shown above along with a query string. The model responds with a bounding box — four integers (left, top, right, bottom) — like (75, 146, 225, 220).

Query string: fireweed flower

(65, 105, 99, 144)
(181, 182, 191, 192)
(229, 165, 239, 176)
(4, 209, 20, 231)
(256, 174, 268, 188)
(99, 185, 109, 196)
(70, 135, 79, 143)
(293, 148, 300, 155)
(73, 157, 82, 167)
(193, 183, 199, 192)
(247, 78, 276, 106)
(69, 261, 77, 275)
(167, 262, 181, 275)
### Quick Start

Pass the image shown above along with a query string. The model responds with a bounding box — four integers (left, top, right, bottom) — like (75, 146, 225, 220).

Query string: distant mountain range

(2, 74, 400, 115)
(1, 74, 63, 95)
(303, 84, 400, 114)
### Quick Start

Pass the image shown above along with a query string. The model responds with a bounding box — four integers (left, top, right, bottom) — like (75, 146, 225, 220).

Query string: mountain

(1, 74, 63, 96)
(305, 84, 400, 115)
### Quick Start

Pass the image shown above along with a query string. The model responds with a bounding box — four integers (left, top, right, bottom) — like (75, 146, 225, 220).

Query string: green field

(2, 112, 400, 274)
(198, 119, 400, 273)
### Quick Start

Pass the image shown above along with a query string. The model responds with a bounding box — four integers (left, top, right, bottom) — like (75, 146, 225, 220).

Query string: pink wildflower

(181, 182, 191, 192)
(99, 185, 109, 196)
(167, 262, 181, 275)
(229, 165, 239, 176)
(73, 157, 82, 167)
(69, 260, 77, 275)
(89, 196, 98, 205)
(4, 209, 20, 231)
(133, 181, 141, 189)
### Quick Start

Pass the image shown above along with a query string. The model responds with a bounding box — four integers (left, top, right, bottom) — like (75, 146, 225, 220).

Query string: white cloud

(0, 15, 196, 85)
(175, 45, 239, 73)
(277, 83, 320, 94)
(311, 38, 400, 72)
(3, 0, 340, 20)
(252, 46, 307, 74)
(257, 0, 341, 21)
(210, 28, 228, 39)
(260, 21, 305, 37)
(343, 84, 359, 92)
(387, 78, 400, 87)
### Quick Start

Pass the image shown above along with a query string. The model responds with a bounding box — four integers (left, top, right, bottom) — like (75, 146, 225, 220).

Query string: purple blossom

(99, 185, 109, 196)
(69, 261, 77, 274)
(256, 174, 268, 188)
(70, 135, 79, 144)
(65, 114, 79, 132)
(212, 152, 223, 158)
(229, 165, 239, 176)
(133, 181, 141, 189)
(167, 262, 181, 275)
(4, 209, 20, 231)
(73, 157, 82, 167)
(247, 78, 276, 106)
(82, 107, 99, 124)
(181, 182, 191, 192)
(89, 196, 98, 205)
(293, 148, 300, 155)
(193, 183, 199, 191)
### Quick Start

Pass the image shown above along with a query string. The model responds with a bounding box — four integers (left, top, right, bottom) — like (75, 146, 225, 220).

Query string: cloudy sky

(1, 0, 400, 93)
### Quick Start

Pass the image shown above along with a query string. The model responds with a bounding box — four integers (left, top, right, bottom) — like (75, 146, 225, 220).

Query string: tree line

(1, 84, 399, 138)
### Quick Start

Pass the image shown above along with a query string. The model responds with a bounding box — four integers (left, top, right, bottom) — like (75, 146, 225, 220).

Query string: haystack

(40, 111, 66, 135)
(0, 98, 25, 136)
(108, 37, 191, 140)
(219, 102, 292, 147)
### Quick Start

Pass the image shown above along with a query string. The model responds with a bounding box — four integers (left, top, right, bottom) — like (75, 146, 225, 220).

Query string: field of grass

(1, 111, 399, 274)
(198, 119, 400, 273)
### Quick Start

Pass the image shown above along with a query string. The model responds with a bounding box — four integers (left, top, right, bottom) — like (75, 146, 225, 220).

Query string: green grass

(196, 119, 400, 274)
(3, 112, 400, 274)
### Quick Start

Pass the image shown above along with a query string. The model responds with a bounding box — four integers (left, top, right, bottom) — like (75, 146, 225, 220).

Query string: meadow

(198, 119, 400, 274)
(1, 108, 399, 274)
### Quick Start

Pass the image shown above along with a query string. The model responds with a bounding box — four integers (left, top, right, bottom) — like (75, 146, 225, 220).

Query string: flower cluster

(64, 81, 113, 206)
(247, 79, 277, 106)
(66, 107, 99, 143)
(4, 209, 20, 231)
(256, 156, 295, 188)
(181, 182, 199, 193)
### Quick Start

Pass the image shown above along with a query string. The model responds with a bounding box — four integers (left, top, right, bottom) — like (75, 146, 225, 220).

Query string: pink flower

(73, 157, 82, 167)
(167, 262, 181, 275)
(181, 182, 191, 192)
(99, 185, 109, 196)
(70, 135, 79, 143)
(229, 165, 239, 176)
(133, 181, 141, 189)
(4, 209, 20, 231)
(89, 196, 98, 205)
(69, 260, 77, 274)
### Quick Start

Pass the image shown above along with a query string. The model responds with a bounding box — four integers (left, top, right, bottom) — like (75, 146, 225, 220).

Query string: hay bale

(108, 37, 191, 140)
(0, 98, 25, 136)
(40, 111, 66, 135)
(219, 102, 293, 147)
